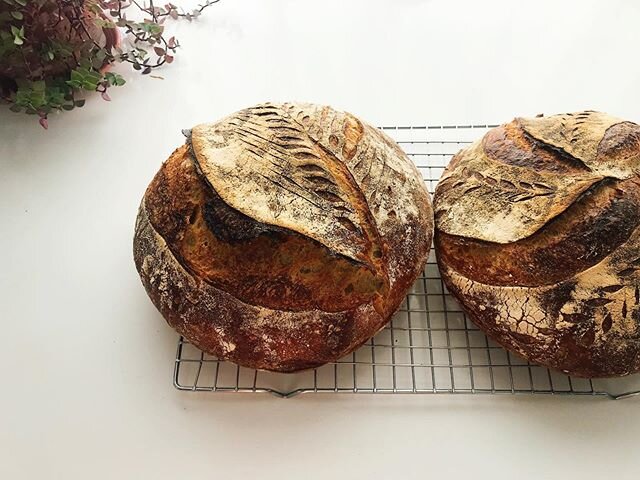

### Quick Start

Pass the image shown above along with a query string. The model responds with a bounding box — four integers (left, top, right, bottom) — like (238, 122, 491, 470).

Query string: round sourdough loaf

(134, 103, 433, 372)
(434, 111, 640, 377)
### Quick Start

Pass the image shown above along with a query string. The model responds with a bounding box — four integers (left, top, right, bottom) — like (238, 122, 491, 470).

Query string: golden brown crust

(135, 200, 386, 371)
(134, 103, 433, 372)
(145, 146, 383, 313)
(434, 111, 640, 377)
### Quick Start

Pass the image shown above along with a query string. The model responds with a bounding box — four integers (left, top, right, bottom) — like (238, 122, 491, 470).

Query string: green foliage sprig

(0, 0, 218, 128)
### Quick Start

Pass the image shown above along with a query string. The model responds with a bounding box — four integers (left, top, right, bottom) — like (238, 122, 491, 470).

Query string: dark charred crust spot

(540, 281, 576, 317)
(202, 189, 279, 242)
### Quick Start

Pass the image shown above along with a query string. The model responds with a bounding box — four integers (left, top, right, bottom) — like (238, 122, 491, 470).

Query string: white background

(1, 0, 640, 478)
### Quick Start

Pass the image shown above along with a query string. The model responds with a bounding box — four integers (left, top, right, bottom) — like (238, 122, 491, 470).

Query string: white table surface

(2, 1, 639, 478)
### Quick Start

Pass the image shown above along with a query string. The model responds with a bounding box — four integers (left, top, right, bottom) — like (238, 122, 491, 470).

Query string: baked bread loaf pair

(435, 111, 640, 377)
(134, 105, 640, 378)
(134, 103, 433, 372)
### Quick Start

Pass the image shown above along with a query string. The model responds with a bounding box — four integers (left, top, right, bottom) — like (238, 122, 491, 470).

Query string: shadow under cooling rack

(173, 124, 640, 400)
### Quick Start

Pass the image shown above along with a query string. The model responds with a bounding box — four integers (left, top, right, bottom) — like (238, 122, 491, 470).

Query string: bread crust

(134, 103, 433, 372)
(434, 111, 640, 377)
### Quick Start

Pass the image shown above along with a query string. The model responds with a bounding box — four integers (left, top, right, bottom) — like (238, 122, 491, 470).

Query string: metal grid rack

(173, 124, 640, 400)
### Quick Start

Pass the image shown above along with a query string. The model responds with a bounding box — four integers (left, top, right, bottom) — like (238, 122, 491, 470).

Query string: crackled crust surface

(134, 103, 433, 372)
(434, 111, 640, 377)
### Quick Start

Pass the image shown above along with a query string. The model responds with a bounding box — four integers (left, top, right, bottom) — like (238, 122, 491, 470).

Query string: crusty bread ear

(434, 111, 640, 378)
(134, 103, 433, 372)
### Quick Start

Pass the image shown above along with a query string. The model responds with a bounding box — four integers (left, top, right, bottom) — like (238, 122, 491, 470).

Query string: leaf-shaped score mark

(190, 104, 387, 274)
(585, 297, 615, 307)
(435, 151, 608, 243)
(445, 166, 558, 203)
(618, 259, 640, 278)
(601, 285, 625, 293)
(619, 267, 639, 277)
(472, 171, 556, 200)
(315, 190, 343, 203)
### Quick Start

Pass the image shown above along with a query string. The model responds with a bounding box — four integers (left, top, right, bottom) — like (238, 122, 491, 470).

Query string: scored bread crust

(434, 111, 640, 377)
(134, 103, 433, 372)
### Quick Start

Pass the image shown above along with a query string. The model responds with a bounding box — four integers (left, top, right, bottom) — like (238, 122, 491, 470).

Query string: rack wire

(173, 124, 640, 399)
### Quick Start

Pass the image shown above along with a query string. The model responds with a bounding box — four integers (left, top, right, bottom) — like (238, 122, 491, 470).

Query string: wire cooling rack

(173, 124, 640, 399)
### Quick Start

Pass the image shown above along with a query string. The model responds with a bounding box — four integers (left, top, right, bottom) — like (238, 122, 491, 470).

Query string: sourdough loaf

(434, 111, 640, 377)
(134, 103, 433, 372)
